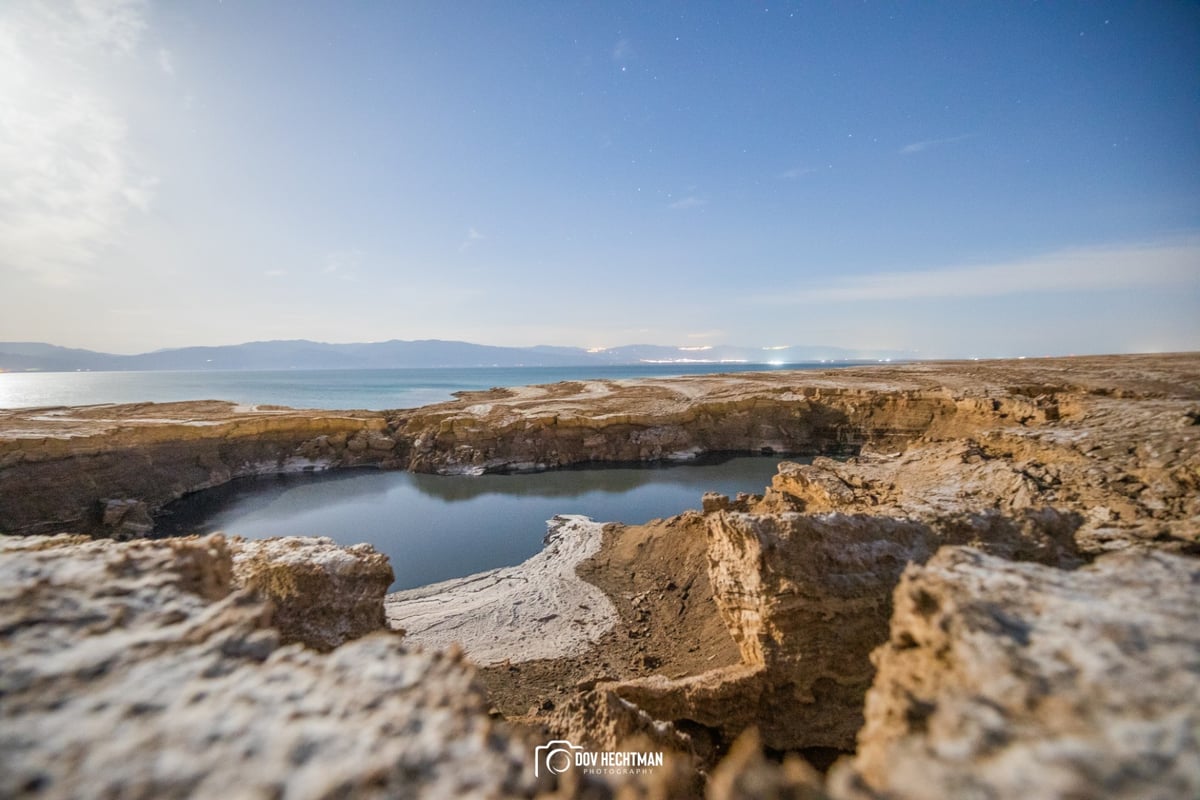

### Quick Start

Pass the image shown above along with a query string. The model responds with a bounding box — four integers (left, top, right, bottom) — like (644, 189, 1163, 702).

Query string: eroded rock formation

(827, 546, 1200, 800)
(0, 402, 393, 535)
(607, 506, 1079, 752)
(0, 533, 552, 799)
(524, 354, 1198, 787)
(229, 535, 394, 651)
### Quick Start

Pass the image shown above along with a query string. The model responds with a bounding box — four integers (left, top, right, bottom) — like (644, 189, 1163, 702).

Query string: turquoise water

(158, 455, 785, 591)
(0, 363, 845, 410)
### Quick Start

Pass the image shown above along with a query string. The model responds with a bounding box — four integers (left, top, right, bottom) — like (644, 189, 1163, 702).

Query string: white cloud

(459, 226, 486, 252)
(122, 176, 158, 212)
(73, 0, 148, 54)
(612, 38, 634, 63)
(264, 269, 287, 278)
(900, 134, 972, 155)
(668, 195, 706, 210)
(764, 240, 1200, 304)
(778, 166, 816, 180)
(157, 46, 173, 76)
(323, 249, 362, 276)
(0, 0, 155, 286)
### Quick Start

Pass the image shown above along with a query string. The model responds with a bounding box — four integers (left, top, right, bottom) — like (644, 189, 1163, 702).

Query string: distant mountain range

(0, 340, 915, 373)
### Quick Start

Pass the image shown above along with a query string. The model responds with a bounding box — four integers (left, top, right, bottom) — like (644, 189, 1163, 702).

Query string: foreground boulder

(0, 534, 548, 799)
(828, 546, 1200, 800)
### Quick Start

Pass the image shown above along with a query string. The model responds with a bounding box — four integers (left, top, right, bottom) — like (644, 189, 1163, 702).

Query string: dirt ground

(478, 511, 741, 723)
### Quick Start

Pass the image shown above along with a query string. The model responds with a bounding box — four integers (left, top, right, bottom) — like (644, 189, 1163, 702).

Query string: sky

(1, 0, 1198, 359)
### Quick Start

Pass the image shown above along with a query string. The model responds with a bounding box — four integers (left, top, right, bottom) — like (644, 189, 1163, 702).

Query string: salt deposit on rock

(385, 515, 618, 665)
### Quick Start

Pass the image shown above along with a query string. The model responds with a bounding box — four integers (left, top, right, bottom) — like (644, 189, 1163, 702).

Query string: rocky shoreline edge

(1, 353, 1198, 798)
(385, 515, 618, 665)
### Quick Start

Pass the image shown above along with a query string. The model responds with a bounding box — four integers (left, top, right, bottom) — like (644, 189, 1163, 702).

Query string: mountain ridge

(0, 339, 914, 373)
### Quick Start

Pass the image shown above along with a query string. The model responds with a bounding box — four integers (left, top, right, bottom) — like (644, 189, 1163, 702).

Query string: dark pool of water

(157, 456, 788, 591)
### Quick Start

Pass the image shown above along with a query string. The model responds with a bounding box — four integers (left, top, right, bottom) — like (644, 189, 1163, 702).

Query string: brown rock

(3, 354, 1199, 797)
(706, 729, 829, 800)
(769, 459, 858, 511)
(229, 535, 394, 651)
(546, 684, 695, 758)
(99, 497, 155, 538)
(0, 401, 389, 536)
(828, 546, 1200, 800)
(610, 507, 1079, 752)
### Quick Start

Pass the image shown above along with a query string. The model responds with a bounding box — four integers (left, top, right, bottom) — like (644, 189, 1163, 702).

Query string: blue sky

(1, 0, 1197, 357)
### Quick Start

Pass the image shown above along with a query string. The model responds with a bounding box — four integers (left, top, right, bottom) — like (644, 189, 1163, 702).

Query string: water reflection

(157, 455, 787, 591)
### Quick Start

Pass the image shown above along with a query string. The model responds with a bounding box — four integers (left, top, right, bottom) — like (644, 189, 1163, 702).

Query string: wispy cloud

(264, 268, 287, 278)
(761, 240, 1200, 304)
(899, 134, 972, 155)
(668, 195, 706, 210)
(612, 38, 634, 63)
(0, 0, 156, 286)
(459, 226, 486, 252)
(778, 166, 816, 180)
(72, 0, 148, 54)
(323, 249, 362, 278)
(157, 46, 174, 76)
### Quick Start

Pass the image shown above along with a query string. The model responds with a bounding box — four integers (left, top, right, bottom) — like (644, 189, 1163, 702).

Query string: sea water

(0, 362, 842, 410)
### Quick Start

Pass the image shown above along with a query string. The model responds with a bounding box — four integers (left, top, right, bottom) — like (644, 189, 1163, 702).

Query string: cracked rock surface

(229, 534, 393, 651)
(493, 354, 1199, 793)
(607, 505, 1080, 752)
(828, 546, 1200, 800)
(0, 534, 551, 800)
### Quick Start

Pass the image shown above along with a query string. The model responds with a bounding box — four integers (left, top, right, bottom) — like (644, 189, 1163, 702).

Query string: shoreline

(384, 515, 618, 665)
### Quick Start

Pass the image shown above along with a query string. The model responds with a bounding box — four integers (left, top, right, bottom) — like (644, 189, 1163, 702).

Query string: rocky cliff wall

(0, 402, 395, 535)
(7, 520, 1193, 798)
(580, 504, 1080, 755)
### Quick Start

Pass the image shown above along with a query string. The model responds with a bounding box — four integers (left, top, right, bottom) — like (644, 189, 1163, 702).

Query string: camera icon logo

(534, 739, 585, 777)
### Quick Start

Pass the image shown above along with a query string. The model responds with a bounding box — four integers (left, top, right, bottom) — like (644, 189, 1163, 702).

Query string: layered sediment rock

(0, 402, 393, 536)
(599, 506, 1080, 752)
(229, 535, 394, 651)
(827, 546, 1200, 800)
(552, 511, 1198, 797)
(0, 533, 550, 799)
